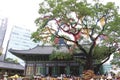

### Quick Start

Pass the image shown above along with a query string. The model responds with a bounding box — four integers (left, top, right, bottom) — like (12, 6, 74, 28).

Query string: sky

(0, 0, 119, 31)
(0, 0, 120, 64)
(0, 1, 119, 40)
(0, 0, 43, 30)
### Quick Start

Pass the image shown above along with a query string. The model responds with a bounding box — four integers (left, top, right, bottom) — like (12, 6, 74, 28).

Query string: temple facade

(9, 45, 83, 76)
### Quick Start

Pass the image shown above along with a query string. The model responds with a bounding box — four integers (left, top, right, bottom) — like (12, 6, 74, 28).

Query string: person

(60, 74, 63, 80)
(46, 74, 50, 80)
(107, 72, 112, 80)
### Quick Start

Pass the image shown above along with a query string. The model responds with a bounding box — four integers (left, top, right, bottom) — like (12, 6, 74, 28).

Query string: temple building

(9, 45, 83, 76)
(0, 61, 24, 78)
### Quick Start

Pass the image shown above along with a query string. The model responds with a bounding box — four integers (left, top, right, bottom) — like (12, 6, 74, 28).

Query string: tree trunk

(94, 64, 103, 75)
(83, 56, 102, 75)
(84, 56, 94, 70)
(84, 59, 102, 75)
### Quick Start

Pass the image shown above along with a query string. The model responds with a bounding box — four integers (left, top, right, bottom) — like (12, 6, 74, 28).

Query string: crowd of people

(1, 71, 120, 80)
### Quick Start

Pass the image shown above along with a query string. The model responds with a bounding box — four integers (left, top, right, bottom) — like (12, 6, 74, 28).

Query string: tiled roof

(9, 45, 69, 55)
(0, 61, 24, 70)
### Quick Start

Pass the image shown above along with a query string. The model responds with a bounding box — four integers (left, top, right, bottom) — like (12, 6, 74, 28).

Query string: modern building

(0, 17, 8, 61)
(0, 18, 24, 79)
(9, 45, 84, 76)
(5, 26, 39, 65)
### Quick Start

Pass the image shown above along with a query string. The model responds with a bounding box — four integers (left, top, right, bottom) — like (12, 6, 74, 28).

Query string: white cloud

(0, 0, 42, 30)
(0, 0, 119, 30)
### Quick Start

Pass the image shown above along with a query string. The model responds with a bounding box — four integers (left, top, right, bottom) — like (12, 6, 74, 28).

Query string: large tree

(32, 0, 120, 74)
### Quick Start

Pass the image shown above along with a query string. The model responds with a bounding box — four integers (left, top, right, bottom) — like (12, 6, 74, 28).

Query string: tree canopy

(111, 52, 120, 67)
(5, 58, 19, 64)
(49, 51, 72, 61)
(32, 0, 120, 73)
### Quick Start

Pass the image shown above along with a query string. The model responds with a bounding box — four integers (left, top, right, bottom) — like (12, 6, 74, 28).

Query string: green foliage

(110, 52, 120, 66)
(93, 46, 112, 59)
(0, 52, 2, 56)
(5, 58, 19, 64)
(49, 51, 73, 61)
(31, 31, 40, 43)
(32, 0, 120, 44)
(0, 49, 2, 56)
(92, 46, 115, 64)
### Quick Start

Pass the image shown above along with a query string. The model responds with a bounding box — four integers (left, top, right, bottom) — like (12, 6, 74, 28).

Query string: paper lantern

(75, 32, 81, 41)
(54, 37, 59, 44)
(100, 17, 105, 26)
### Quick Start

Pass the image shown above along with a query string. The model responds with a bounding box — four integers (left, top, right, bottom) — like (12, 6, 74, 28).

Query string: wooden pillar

(66, 66, 70, 75)
(79, 65, 83, 75)
(24, 61, 27, 76)
(43, 62, 46, 76)
(34, 62, 36, 75)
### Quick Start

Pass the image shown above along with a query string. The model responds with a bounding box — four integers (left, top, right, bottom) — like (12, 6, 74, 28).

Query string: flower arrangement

(82, 70, 95, 80)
